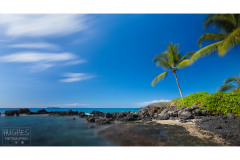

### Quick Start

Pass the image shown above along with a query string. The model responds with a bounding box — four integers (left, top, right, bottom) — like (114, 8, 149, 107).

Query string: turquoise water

(0, 115, 114, 146)
(0, 108, 139, 114)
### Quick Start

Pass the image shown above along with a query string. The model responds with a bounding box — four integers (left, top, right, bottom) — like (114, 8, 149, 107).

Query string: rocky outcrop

(37, 109, 48, 114)
(4, 108, 32, 116)
(178, 111, 192, 120)
(90, 111, 104, 117)
(3, 103, 237, 126)
(5, 110, 15, 116)
(138, 102, 168, 118)
(96, 118, 111, 125)
(18, 108, 31, 114)
(79, 112, 86, 118)
(86, 116, 95, 123)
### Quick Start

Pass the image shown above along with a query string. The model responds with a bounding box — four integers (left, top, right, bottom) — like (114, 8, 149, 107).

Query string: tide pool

(0, 115, 113, 146)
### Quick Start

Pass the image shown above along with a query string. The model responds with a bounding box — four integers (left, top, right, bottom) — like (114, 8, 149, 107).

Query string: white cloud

(0, 52, 77, 63)
(60, 73, 94, 83)
(8, 42, 59, 50)
(0, 14, 87, 37)
(0, 52, 85, 71)
(137, 99, 170, 106)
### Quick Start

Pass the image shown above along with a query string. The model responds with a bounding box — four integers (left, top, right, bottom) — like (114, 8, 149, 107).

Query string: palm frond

(156, 58, 171, 69)
(179, 52, 195, 62)
(173, 44, 180, 64)
(204, 14, 236, 32)
(166, 43, 176, 65)
(198, 33, 227, 47)
(218, 27, 240, 56)
(153, 52, 168, 62)
(218, 84, 237, 92)
(177, 59, 193, 68)
(191, 41, 223, 61)
(151, 72, 168, 86)
(224, 77, 240, 84)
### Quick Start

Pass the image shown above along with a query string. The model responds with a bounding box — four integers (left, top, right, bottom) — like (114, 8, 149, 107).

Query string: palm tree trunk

(173, 71, 183, 98)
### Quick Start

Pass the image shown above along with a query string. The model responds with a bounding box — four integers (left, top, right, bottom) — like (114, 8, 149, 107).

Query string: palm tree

(152, 43, 194, 98)
(218, 76, 240, 92)
(190, 14, 240, 62)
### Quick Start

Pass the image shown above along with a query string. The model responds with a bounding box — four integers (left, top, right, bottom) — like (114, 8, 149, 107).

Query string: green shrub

(170, 92, 210, 108)
(170, 92, 240, 116)
(202, 92, 240, 115)
(170, 97, 182, 105)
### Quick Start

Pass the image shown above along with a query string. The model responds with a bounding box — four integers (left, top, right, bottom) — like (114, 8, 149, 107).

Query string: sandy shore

(154, 119, 227, 145)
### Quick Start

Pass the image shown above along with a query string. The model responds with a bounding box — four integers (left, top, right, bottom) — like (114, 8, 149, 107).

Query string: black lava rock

(227, 113, 235, 119)
(5, 110, 14, 116)
(90, 110, 104, 117)
(105, 112, 112, 118)
(86, 117, 95, 123)
(178, 111, 192, 120)
(157, 113, 169, 120)
(19, 108, 31, 114)
(96, 118, 111, 125)
(37, 109, 48, 114)
(79, 112, 86, 118)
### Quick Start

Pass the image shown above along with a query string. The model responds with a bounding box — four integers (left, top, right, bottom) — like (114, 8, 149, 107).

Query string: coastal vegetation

(152, 43, 194, 97)
(170, 92, 240, 116)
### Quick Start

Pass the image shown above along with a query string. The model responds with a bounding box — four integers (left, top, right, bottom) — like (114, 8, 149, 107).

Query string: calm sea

(0, 108, 138, 146)
(0, 108, 139, 114)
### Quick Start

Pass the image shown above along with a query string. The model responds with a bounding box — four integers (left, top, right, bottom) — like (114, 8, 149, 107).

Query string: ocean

(0, 108, 139, 114)
(0, 108, 138, 146)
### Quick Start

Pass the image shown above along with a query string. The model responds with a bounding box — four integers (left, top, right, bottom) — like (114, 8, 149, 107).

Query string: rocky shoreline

(2, 103, 240, 146)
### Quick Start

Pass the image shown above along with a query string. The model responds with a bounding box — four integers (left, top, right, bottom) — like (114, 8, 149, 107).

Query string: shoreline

(2, 107, 240, 146)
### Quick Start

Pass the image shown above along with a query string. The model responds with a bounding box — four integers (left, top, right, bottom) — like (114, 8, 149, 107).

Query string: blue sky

(0, 14, 239, 108)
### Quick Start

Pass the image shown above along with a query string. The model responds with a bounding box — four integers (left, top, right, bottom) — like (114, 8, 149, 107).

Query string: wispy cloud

(137, 99, 170, 106)
(0, 52, 85, 71)
(0, 14, 88, 37)
(8, 42, 59, 50)
(0, 52, 77, 63)
(60, 73, 94, 83)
